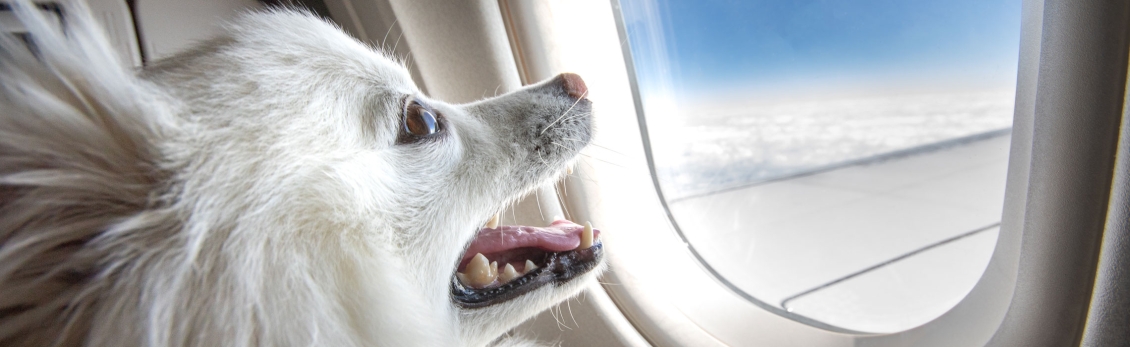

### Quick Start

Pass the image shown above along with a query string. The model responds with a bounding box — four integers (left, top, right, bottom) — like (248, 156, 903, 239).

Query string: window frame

(594, 0, 1127, 345)
(345, 0, 1130, 344)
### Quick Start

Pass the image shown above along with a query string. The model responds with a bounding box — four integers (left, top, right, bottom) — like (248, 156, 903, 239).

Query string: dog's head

(142, 10, 602, 346)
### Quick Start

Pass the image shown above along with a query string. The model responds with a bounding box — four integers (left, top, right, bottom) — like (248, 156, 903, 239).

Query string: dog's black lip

(451, 241, 603, 309)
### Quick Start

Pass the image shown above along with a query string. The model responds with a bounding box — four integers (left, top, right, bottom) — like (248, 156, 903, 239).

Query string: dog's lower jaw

(456, 263, 606, 347)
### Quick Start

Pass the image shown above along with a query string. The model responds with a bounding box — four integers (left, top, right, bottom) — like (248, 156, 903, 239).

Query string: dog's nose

(558, 73, 588, 99)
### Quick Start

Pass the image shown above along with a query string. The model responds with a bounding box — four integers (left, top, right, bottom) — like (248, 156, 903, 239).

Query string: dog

(0, 2, 602, 346)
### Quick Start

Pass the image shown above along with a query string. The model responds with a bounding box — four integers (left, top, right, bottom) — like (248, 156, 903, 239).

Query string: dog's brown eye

(403, 100, 440, 137)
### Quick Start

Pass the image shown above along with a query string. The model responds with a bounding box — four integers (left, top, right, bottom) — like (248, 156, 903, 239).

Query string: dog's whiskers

(535, 154, 551, 169)
(533, 187, 545, 221)
(550, 111, 590, 127)
(549, 304, 567, 331)
(405, 53, 416, 72)
(556, 305, 573, 330)
(554, 183, 571, 220)
(579, 158, 678, 186)
(578, 152, 630, 170)
(540, 90, 589, 135)
(548, 142, 570, 150)
(391, 31, 404, 56)
(566, 299, 579, 328)
(380, 19, 399, 51)
(587, 142, 628, 157)
(559, 174, 569, 198)
(540, 112, 591, 137)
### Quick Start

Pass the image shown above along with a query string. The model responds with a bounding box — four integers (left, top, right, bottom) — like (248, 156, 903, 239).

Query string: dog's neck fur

(0, 5, 457, 346)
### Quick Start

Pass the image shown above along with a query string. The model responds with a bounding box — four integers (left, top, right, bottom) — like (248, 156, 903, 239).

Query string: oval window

(620, 0, 1021, 333)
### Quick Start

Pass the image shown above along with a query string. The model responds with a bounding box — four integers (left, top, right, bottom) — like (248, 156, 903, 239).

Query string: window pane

(620, 0, 1020, 333)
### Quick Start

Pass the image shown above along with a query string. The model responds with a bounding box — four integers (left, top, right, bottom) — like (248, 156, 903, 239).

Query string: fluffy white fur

(0, 2, 599, 346)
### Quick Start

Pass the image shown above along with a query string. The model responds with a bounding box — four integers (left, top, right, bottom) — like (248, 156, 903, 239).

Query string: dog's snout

(470, 72, 593, 172)
(557, 73, 588, 99)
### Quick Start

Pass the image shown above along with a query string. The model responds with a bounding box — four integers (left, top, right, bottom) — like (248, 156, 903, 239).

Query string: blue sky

(621, 0, 1023, 102)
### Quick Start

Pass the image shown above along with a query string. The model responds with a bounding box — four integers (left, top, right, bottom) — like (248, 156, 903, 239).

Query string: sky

(620, 0, 1023, 104)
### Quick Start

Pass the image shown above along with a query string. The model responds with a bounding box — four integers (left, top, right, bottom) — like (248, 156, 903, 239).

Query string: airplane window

(619, 0, 1022, 333)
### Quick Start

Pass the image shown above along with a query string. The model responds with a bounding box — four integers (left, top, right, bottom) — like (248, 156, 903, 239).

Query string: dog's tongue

(463, 220, 601, 261)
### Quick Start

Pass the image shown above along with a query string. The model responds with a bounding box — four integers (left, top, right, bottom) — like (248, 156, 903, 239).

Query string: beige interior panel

(133, 0, 262, 61)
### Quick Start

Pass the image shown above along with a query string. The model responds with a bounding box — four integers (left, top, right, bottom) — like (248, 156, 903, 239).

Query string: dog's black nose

(557, 73, 588, 99)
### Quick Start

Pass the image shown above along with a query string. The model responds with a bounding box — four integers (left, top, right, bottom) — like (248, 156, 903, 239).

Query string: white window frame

(329, 0, 1128, 345)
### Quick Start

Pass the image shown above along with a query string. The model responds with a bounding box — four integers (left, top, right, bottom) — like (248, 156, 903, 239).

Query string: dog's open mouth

(451, 218, 603, 308)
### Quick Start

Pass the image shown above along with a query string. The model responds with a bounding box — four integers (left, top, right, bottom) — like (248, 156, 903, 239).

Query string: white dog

(0, 2, 603, 346)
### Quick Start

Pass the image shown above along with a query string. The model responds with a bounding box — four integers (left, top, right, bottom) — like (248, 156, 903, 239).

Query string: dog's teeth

(499, 263, 519, 283)
(456, 272, 469, 285)
(579, 222, 594, 249)
(524, 259, 538, 273)
(485, 213, 499, 229)
(466, 253, 497, 288)
(567, 166, 574, 175)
